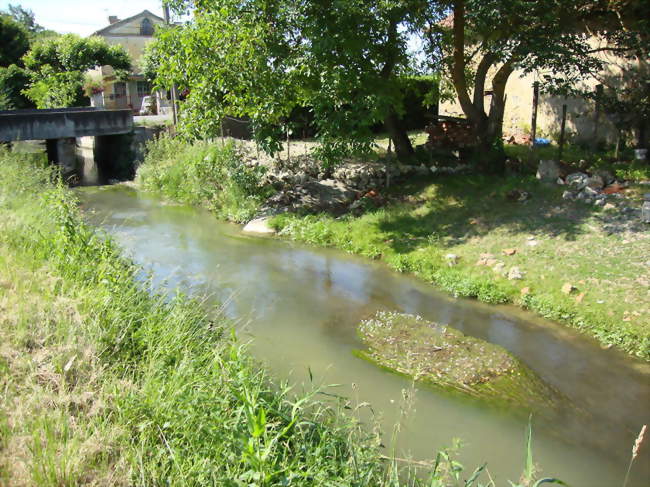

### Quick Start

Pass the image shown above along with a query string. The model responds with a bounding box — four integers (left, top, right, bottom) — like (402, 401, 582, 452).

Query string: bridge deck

(0, 108, 133, 142)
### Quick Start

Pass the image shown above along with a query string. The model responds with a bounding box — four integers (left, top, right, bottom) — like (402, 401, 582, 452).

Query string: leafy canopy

(0, 14, 30, 68)
(152, 0, 439, 163)
(22, 34, 131, 109)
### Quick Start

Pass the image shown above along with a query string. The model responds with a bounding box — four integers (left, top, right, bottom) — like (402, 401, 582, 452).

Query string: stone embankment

(238, 144, 469, 234)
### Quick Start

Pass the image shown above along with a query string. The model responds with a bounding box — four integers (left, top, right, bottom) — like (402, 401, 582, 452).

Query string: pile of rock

(536, 160, 626, 207)
(560, 170, 623, 206)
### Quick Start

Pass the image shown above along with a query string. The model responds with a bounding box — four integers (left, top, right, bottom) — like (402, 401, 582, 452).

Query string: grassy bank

(136, 136, 273, 223)
(272, 174, 649, 360)
(0, 150, 489, 485)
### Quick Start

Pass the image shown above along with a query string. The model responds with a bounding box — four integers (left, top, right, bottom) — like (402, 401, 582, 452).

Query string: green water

(79, 185, 650, 487)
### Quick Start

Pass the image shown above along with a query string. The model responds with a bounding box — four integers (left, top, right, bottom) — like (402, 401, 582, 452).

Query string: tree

(0, 14, 30, 67)
(5, 4, 41, 34)
(22, 34, 131, 108)
(155, 0, 440, 162)
(421, 0, 618, 172)
(0, 64, 32, 109)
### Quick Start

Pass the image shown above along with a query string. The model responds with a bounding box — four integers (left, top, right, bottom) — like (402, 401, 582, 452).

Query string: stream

(78, 185, 649, 486)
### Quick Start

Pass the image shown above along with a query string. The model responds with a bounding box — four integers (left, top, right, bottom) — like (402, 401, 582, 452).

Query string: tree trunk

(385, 110, 414, 160)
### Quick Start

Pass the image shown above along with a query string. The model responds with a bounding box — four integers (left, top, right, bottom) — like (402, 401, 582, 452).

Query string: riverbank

(135, 137, 650, 360)
(271, 174, 649, 360)
(0, 149, 476, 485)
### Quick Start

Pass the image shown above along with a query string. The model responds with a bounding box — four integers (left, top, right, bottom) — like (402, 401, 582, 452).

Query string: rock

(561, 283, 576, 295)
(595, 170, 615, 186)
(594, 198, 606, 207)
(583, 186, 599, 197)
(242, 217, 276, 235)
(575, 292, 586, 303)
(493, 262, 505, 273)
(357, 311, 559, 410)
(445, 253, 459, 266)
(562, 190, 576, 201)
(536, 160, 561, 182)
(603, 203, 616, 211)
(502, 248, 517, 256)
(506, 189, 531, 202)
(520, 287, 531, 296)
(586, 174, 605, 190)
(566, 172, 589, 190)
(507, 267, 524, 280)
(642, 199, 650, 224)
(603, 183, 627, 195)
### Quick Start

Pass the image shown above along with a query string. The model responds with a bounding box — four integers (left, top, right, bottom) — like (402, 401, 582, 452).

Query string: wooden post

(286, 125, 291, 162)
(530, 81, 539, 146)
(558, 103, 567, 161)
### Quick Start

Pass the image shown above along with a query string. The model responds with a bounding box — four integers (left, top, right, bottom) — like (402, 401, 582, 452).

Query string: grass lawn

(272, 172, 650, 360)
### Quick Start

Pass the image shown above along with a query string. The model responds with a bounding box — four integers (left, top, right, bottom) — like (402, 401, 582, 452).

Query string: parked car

(139, 96, 157, 116)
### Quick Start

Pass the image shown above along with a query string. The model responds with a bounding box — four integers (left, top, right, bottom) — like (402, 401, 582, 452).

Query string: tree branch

(473, 52, 496, 111)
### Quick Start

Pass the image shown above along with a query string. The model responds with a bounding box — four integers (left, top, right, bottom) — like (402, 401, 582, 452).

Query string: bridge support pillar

(45, 137, 78, 179)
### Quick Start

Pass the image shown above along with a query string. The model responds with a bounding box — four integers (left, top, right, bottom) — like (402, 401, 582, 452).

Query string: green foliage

(23, 34, 131, 74)
(152, 0, 437, 164)
(136, 135, 273, 223)
(21, 34, 131, 108)
(3, 4, 42, 35)
(22, 68, 86, 109)
(0, 14, 30, 67)
(0, 64, 33, 109)
(396, 75, 440, 131)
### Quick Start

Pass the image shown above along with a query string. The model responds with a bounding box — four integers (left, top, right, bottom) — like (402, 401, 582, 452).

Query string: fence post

(531, 81, 539, 146)
(558, 103, 567, 161)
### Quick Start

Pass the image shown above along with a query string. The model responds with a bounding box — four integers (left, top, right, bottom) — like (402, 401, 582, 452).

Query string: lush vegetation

(149, 1, 648, 167)
(0, 4, 58, 109)
(21, 34, 131, 108)
(271, 172, 650, 360)
(136, 135, 274, 223)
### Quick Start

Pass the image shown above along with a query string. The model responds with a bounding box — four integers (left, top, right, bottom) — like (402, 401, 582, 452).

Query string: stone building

(89, 10, 171, 115)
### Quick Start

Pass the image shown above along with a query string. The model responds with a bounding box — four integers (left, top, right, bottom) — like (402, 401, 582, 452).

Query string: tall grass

(136, 135, 273, 223)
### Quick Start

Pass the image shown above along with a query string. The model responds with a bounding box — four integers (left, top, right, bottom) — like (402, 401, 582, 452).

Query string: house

(89, 10, 171, 115)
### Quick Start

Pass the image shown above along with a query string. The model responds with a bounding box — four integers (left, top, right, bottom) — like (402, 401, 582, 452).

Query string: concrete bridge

(0, 107, 135, 181)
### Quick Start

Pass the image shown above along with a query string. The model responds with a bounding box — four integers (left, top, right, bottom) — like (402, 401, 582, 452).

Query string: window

(140, 18, 154, 35)
(113, 82, 126, 97)
(137, 81, 151, 97)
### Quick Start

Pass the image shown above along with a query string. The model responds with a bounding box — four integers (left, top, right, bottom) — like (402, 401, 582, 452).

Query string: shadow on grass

(376, 172, 601, 253)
